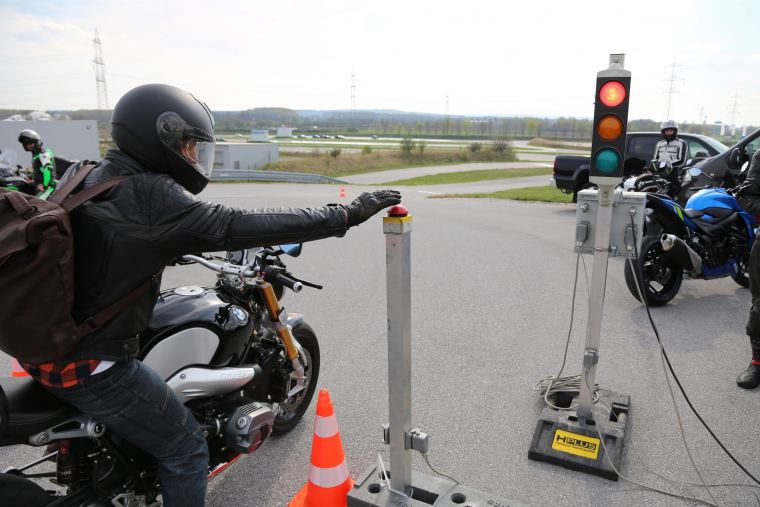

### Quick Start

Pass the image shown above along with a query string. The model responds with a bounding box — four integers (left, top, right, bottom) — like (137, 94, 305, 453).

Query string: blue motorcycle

(624, 168, 756, 306)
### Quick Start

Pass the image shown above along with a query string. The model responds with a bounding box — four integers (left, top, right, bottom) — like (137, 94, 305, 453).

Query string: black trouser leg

(740, 240, 760, 388)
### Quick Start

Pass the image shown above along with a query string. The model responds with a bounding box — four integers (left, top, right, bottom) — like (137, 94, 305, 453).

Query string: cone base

(289, 477, 353, 507)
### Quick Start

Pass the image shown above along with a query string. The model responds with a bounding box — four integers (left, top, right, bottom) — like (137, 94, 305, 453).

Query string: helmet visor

(157, 112, 216, 181)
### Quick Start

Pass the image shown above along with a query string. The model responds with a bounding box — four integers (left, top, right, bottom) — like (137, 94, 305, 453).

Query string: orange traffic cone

(11, 358, 29, 377)
(339, 187, 347, 199)
(289, 389, 353, 507)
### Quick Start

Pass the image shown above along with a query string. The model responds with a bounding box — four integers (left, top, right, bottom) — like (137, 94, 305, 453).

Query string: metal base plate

(528, 391, 630, 481)
(348, 464, 524, 507)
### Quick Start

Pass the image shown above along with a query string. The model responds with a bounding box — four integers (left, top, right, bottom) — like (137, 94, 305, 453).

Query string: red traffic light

(599, 81, 626, 107)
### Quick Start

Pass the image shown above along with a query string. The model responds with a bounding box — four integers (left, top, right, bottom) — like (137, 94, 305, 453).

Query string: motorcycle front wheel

(624, 236, 683, 306)
(271, 322, 320, 435)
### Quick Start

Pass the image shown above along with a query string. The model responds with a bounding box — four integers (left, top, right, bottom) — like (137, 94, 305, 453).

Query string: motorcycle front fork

(257, 280, 307, 396)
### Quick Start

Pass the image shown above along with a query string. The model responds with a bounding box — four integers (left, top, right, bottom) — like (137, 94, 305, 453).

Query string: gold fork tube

(259, 281, 299, 360)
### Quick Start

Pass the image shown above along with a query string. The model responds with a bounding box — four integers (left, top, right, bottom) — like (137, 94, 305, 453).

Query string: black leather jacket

(738, 150, 760, 216)
(59, 150, 348, 362)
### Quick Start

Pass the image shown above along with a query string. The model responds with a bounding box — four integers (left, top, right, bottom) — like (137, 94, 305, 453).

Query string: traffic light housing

(589, 56, 631, 185)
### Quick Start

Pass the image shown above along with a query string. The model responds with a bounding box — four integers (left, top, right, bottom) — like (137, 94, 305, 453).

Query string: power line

(663, 57, 683, 120)
(92, 28, 109, 110)
(728, 92, 741, 135)
(350, 70, 356, 122)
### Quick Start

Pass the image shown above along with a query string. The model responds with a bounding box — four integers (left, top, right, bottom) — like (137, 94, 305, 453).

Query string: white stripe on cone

(308, 461, 349, 489)
(314, 414, 339, 438)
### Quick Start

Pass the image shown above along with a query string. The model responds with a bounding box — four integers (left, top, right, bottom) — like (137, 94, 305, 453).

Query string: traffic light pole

(577, 185, 613, 421)
(528, 54, 635, 481)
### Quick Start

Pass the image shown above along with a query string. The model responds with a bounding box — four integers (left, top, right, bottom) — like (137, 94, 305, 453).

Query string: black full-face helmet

(111, 84, 215, 194)
(18, 129, 42, 152)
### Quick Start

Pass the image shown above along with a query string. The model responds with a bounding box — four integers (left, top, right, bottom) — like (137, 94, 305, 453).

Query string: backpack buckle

(84, 317, 98, 330)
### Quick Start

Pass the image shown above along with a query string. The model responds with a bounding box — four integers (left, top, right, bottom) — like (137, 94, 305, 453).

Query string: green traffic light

(594, 148, 620, 173)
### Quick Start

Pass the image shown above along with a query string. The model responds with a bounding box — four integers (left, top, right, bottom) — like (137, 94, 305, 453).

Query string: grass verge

(383, 167, 550, 186)
(261, 149, 517, 177)
(432, 185, 573, 203)
(528, 138, 590, 151)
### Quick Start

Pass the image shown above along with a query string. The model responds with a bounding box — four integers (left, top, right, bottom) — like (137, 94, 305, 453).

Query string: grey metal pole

(384, 206, 413, 494)
(577, 185, 614, 421)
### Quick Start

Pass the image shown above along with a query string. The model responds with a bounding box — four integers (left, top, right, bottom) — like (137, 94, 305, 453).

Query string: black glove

(343, 190, 402, 227)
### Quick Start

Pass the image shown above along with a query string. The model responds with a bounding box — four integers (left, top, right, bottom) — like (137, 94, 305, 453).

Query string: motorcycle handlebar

(263, 266, 303, 293)
(180, 255, 258, 278)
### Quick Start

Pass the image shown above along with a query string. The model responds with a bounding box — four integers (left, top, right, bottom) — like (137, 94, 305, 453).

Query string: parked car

(550, 132, 729, 201)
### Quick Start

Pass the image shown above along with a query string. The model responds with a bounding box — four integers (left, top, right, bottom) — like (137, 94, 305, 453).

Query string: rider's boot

(736, 337, 760, 389)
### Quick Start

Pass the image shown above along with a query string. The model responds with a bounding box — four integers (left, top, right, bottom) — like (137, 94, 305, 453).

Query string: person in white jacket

(652, 120, 689, 169)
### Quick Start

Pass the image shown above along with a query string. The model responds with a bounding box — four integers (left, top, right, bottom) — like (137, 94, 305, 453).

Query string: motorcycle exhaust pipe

(660, 234, 702, 274)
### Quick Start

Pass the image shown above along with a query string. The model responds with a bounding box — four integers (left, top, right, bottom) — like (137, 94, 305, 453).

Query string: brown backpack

(0, 163, 150, 364)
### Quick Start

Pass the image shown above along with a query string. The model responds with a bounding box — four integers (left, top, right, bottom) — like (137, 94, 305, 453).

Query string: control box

(574, 188, 646, 259)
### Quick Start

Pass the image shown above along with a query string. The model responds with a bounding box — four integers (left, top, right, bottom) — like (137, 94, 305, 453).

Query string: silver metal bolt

(236, 417, 248, 429)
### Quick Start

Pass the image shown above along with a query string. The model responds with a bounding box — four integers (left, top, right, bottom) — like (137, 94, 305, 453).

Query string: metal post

(577, 185, 614, 421)
(383, 206, 413, 494)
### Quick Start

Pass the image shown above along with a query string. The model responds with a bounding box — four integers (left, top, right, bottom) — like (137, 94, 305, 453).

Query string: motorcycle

(0, 244, 320, 506)
(623, 167, 756, 306)
(0, 149, 35, 196)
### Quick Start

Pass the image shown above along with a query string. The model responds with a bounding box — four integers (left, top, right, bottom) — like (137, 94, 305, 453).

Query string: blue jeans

(47, 359, 209, 507)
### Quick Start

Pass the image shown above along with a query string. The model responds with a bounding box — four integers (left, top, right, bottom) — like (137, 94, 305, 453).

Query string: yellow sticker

(551, 429, 600, 460)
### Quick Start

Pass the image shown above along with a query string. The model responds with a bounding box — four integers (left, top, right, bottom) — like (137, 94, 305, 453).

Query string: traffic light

(589, 56, 631, 185)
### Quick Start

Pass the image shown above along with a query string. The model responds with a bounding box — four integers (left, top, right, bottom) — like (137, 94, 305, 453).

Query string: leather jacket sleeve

(147, 176, 348, 259)
(739, 150, 760, 216)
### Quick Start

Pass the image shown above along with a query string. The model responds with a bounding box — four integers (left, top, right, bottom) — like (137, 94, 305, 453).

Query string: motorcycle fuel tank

(141, 286, 254, 380)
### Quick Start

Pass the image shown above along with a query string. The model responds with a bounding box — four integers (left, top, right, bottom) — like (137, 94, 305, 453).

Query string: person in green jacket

(18, 129, 56, 197)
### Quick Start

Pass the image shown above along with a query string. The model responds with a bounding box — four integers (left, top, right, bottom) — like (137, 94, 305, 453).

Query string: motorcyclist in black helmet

(18, 129, 57, 197)
(21, 83, 401, 506)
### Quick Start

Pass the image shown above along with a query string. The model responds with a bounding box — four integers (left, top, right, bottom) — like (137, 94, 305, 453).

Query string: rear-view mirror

(279, 243, 303, 257)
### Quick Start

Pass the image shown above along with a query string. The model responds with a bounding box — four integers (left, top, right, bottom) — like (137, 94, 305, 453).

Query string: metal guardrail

(210, 169, 345, 184)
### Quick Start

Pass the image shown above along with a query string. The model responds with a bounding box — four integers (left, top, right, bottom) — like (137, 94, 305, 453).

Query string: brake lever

(290, 275, 323, 290)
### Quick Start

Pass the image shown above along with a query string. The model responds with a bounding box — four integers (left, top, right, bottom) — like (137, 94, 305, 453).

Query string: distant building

(276, 126, 295, 137)
(250, 129, 269, 142)
(208, 142, 279, 170)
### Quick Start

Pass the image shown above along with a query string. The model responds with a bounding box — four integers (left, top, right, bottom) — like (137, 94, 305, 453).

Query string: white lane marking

(538, 163, 553, 167)
(418, 190, 442, 195)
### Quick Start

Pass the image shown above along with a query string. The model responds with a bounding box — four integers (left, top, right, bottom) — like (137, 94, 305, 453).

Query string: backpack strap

(75, 276, 156, 339)
(61, 176, 130, 213)
(49, 162, 97, 205)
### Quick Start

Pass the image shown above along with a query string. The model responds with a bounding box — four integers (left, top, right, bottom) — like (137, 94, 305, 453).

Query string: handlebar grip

(266, 268, 303, 293)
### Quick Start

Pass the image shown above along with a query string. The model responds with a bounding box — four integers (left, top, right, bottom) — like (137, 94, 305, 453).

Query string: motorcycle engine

(223, 402, 274, 454)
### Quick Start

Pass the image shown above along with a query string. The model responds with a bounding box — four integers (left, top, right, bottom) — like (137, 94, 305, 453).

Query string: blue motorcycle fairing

(685, 188, 756, 243)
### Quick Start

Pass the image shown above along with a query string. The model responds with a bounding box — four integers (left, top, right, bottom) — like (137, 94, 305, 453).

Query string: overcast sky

(1, 0, 758, 125)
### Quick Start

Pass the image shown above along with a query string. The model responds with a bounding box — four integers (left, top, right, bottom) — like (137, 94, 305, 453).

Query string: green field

(383, 167, 551, 186)
(432, 185, 573, 203)
(262, 149, 518, 177)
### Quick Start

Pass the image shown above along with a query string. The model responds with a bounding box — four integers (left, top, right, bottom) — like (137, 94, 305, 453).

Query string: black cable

(630, 215, 760, 486)
(422, 453, 460, 485)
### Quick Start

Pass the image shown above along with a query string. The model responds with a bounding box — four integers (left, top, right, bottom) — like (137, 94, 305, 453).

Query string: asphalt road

(3, 182, 760, 506)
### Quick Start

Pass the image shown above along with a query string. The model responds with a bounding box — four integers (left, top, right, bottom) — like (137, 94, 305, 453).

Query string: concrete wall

(0, 120, 99, 167)
(214, 142, 279, 170)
